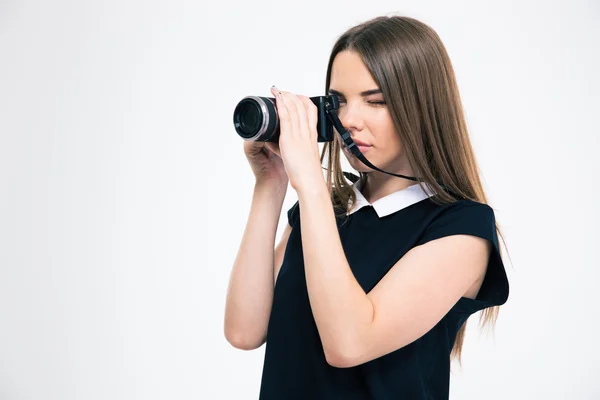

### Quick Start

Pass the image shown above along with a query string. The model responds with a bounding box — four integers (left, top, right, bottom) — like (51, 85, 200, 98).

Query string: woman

(224, 15, 510, 399)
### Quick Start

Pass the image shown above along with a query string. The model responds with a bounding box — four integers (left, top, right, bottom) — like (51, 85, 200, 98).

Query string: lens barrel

(233, 96, 279, 142)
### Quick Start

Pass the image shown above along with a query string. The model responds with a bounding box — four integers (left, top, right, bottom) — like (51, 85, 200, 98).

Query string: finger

(292, 95, 313, 140)
(299, 96, 318, 140)
(273, 88, 301, 140)
(270, 87, 292, 140)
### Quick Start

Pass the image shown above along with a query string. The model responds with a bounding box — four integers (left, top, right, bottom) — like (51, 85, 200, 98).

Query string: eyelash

(338, 100, 386, 106)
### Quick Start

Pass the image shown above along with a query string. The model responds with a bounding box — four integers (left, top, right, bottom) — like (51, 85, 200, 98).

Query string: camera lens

(236, 100, 262, 137)
(233, 96, 278, 141)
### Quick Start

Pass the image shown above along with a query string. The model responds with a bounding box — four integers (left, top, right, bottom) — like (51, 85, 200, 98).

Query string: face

(328, 50, 407, 174)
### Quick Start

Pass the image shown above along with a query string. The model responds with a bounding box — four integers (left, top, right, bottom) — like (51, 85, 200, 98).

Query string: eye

(335, 98, 386, 106)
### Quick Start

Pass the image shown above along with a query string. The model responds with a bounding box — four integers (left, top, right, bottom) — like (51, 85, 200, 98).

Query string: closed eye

(337, 99, 386, 106)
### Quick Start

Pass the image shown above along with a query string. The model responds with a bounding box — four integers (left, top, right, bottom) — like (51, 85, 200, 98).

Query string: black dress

(259, 183, 509, 400)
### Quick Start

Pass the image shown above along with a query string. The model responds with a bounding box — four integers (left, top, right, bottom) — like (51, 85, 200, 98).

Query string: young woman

(225, 15, 510, 400)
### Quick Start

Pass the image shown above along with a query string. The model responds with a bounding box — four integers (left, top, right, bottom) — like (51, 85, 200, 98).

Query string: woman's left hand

(270, 86, 325, 193)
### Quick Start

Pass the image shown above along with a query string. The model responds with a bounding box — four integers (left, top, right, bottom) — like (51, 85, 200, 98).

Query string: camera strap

(324, 107, 420, 182)
(324, 105, 455, 197)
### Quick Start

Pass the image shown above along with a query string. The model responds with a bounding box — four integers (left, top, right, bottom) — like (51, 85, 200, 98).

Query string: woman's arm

(224, 182, 290, 350)
(297, 182, 489, 368)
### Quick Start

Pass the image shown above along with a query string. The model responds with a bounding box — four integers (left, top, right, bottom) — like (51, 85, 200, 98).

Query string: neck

(361, 170, 418, 203)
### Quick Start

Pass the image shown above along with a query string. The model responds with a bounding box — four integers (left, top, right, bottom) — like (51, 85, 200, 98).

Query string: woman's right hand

(243, 141, 288, 186)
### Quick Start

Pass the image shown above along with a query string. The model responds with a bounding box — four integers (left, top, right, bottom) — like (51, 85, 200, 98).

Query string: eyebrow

(328, 88, 382, 97)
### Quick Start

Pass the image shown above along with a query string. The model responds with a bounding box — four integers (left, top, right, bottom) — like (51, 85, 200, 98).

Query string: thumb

(264, 142, 282, 158)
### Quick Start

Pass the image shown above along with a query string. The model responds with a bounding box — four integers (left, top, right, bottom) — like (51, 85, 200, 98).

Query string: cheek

(371, 117, 399, 146)
(372, 123, 404, 163)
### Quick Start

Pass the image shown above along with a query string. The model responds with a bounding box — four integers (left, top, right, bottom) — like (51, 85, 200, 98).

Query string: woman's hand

(270, 86, 325, 192)
(243, 140, 288, 188)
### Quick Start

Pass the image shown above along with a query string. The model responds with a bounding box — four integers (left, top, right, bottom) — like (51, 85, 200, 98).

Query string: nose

(338, 102, 364, 132)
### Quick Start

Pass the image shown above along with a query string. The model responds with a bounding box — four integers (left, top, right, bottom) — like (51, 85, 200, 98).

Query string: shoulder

(416, 198, 498, 246)
(417, 198, 509, 309)
(429, 198, 494, 216)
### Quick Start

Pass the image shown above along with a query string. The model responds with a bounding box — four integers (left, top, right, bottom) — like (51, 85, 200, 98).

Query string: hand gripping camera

(232, 93, 444, 187)
(233, 95, 339, 143)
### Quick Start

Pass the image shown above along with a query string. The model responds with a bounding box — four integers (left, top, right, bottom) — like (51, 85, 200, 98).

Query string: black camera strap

(324, 103, 454, 196)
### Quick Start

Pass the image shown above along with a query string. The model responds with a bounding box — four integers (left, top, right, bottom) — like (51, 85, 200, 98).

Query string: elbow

(325, 351, 349, 368)
(323, 341, 361, 369)
(224, 328, 265, 351)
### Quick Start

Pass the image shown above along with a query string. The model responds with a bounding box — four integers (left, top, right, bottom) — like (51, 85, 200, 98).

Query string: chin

(349, 153, 402, 175)
(347, 157, 376, 173)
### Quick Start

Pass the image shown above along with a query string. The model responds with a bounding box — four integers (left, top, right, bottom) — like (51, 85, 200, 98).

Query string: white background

(1, 0, 599, 399)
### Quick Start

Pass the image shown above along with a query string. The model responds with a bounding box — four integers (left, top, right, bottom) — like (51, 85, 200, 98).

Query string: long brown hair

(321, 15, 510, 364)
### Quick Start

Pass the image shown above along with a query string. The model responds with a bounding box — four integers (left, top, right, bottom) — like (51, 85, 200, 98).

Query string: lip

(351, 138, 371, 147)
(343, 141, 372, 155)
(353, 138, 372, 154)
(355, 145, 371, 154)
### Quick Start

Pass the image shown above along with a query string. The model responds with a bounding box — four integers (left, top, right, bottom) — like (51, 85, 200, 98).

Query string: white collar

(347, 177, 435, 218)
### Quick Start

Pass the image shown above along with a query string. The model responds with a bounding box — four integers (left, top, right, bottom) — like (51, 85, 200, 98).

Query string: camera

(230, 92, 445, 190)
(232, 95, 340, 142)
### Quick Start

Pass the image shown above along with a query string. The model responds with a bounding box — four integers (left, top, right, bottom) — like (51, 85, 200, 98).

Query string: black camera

(230, 92, 449, 190)
(233, 95, 340, 142)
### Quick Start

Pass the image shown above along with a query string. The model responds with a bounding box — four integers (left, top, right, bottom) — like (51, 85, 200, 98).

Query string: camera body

(233, 95, 339, 142)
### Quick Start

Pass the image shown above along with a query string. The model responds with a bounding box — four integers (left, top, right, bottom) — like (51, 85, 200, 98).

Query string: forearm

(297, 182, 374, 361)
(224, 182, 288, 349)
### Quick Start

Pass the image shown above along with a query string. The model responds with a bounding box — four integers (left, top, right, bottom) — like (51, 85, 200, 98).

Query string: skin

(328, 50, 417, 203)
(226, 50, 490, 366)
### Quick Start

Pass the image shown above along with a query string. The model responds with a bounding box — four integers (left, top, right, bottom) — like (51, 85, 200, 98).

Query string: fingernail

(271, 86, 282, 100)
